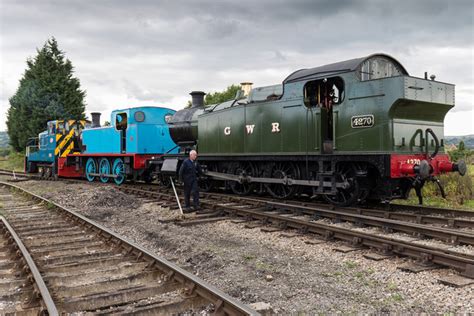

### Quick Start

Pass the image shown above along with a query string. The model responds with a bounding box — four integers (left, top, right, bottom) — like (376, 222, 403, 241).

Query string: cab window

(57, 121, 65, 134)
(115, 113, 128, 130)
(304, 77, 344, 108)
(47, 123, 56, 135)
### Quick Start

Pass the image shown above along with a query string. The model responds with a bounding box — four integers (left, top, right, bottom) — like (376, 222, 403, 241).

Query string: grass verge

(0, 151, 25, 171)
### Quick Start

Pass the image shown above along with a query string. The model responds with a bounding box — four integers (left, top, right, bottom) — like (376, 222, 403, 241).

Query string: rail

(0, 216, 58, 315)
(0, 181, 258, 315)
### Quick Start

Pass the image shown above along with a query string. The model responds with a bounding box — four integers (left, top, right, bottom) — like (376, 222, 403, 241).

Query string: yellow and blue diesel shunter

(25, 120, 87, 177)
(25, 106, 178, 184)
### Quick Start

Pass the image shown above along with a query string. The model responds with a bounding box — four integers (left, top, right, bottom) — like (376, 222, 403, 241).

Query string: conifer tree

(205, 84, 241, 105)
(7, 37, 86, 151)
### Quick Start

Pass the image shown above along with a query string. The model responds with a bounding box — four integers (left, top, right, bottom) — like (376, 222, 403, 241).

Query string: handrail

(425, 128, 439, 159)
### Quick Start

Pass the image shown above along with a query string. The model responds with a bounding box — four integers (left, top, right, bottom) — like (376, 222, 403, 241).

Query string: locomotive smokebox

(168, 91, 206, 147)
(91, 112, 101, 128)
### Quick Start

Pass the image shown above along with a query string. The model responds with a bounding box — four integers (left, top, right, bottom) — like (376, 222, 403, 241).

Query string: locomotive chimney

(91, 112, 101, 128)
(190, 91, 205, 108)
(240, 82, 253, 97)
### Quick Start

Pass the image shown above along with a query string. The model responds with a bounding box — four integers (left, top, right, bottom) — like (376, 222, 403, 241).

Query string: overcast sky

(0, 0, 473, 135)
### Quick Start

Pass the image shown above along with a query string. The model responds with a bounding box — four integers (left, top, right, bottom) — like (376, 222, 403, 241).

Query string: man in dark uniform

(178, 150, 201, 212)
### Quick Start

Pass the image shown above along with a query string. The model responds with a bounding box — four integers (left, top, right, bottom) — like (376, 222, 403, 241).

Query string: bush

(418, 164, 473, 207)
(440, 171, 473, 204)
(448, 141, 472, 162)
(0, 151, 25, 171)
(0, 148, 10, 157)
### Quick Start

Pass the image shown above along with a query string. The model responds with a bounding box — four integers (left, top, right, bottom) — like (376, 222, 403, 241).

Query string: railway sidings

(0, 170, 473, 313)
(0, 181, 257, 315)
(119, 185, 474, 282)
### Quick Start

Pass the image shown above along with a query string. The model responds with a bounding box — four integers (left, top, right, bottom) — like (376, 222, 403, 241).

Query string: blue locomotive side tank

(82, 106, 178, 155)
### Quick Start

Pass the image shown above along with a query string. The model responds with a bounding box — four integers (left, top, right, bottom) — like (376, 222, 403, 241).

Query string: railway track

(125, 184, 474, 238)
(2, 169, 474, 243)
(1, 169, 473, 288)
(119, 185, 474, 284)
(0, 168, 39, 182)
(0, 181, 258, 315)
(1, 167, 473, 218)
(376, 202, 474, 218)
(194, 188, 474, 229)
(0, 215, 57, 314)
(251, 197, 474, 229)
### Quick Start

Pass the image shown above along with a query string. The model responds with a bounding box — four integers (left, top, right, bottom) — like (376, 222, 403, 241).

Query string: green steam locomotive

(166, 53, 466, 206)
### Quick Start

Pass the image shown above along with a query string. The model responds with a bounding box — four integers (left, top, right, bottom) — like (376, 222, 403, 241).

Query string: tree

(7, 37, 86, 151)
(448, 140, 472, 162)
(204, 84, 241, 105)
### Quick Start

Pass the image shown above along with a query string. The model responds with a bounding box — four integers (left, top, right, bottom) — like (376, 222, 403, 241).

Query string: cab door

(115, 113, 128, 153)
(303, 77, 344, 154)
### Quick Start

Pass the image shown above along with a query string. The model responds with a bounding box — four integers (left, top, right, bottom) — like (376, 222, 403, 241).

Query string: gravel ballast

(2, 177, 473, 314)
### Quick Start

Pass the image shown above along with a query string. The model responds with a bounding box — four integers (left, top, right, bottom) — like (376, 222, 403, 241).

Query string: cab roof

(283, 53, 408, 84)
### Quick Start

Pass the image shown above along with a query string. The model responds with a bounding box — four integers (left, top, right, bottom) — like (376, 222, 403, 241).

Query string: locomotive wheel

(323, 164, 360, 206)
(254, 183, 266, 196)
(142, 172, 153, 184)
(199, 177, 214, 192)
(37, 167, 44, 179)
(264, 162, 300, 199)
(85, 158, 97, 182)
(112, 158, 125, 185)
(159, 175, 171, 187)
(229, 162, 255, 195)
(99, 158, 111, 183)
(198, 163, 215, 192)
(44, 167, 52, 179)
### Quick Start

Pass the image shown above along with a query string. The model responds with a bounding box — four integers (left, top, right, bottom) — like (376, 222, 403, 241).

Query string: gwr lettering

(246, 124, 255, 134)
(271, 122, 280, 133)
(223, 122, 281, 135)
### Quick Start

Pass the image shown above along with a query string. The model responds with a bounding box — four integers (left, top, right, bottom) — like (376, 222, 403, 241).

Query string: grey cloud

(274, 51, 287, 62)
(123, 80, 174, 102)
(0, 0, 472, 133)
